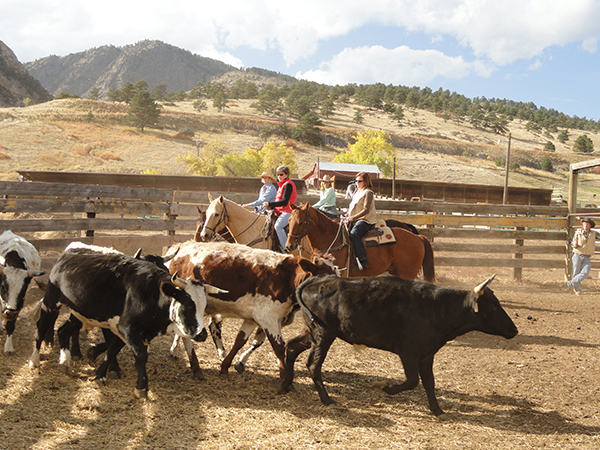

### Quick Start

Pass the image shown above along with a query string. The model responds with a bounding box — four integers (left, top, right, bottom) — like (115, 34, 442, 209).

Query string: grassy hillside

(1, 97, 600, 204)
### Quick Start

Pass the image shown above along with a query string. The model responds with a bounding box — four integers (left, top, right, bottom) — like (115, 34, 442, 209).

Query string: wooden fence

(1, 180, 599, 280)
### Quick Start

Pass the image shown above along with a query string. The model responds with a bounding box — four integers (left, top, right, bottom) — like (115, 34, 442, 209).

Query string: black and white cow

(29, 246, 213, 398)
(283, 275, 518, 416)
(0, 230, 45, 355)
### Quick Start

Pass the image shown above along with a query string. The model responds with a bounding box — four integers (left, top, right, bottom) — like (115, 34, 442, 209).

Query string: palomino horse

(286, 203, 435, 282)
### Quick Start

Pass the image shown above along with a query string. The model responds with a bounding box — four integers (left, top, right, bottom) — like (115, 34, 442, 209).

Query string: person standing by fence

(566, 217, 597, 295)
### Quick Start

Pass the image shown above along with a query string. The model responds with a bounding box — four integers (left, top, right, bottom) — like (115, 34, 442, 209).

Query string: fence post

(163, 198, 177, 254)
(514, 226, 524, 280)
(83, 199, 96, 238)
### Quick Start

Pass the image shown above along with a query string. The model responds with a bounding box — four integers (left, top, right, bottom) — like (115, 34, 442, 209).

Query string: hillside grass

(1, 98, 600, 204)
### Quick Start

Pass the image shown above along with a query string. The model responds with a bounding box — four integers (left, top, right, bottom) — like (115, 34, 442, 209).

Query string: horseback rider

(242, 170, 277, 214)
(313, 174, 338, 217)
(341, 172, 376, 270)
(263, 165, 297, 252)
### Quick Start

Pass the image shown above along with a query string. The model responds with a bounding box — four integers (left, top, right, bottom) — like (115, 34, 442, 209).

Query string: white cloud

(528, 59, 543, 71)
(3, 0, 600, 70)
(296, 45, 495, 86)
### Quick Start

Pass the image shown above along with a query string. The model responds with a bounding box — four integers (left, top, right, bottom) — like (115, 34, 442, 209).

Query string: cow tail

(25, 299, 43, 323)
(420, 235, 435, 283)
(295, 280, 319, 324)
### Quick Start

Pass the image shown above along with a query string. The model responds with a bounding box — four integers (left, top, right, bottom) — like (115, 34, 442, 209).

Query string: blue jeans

(274, 212, 290, 250)
(349, 220, 372, 262)
(569, 253, 592, 293)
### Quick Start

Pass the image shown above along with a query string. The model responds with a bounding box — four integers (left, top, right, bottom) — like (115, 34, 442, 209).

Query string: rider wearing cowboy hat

(242, 170, 277, 214)
(566, 216, 598, 295)
(313, 174, 338, 217)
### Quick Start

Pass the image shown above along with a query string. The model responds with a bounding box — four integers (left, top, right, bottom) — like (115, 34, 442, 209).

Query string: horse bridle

(203, 201, 230, 237)
(288, 209, 314, 242)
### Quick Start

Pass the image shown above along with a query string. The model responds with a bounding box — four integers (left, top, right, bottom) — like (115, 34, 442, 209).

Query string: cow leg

(129, 338, 150, 398)
(29, 306, 60, 369)
(180, 336, 205, 380)
(208, 315, 226, 361)
(418, 354, 444, 416)
(169, 334, 180, 358)
(57, 315, 84, 373)
(306, 327, 337, 405)
(236, 310, 296, 374)
(100, 330, 122, 379)
(281, 329, 312, 393)
(220, 320, 256, 375)
(381, 356, 420, 396)
(3, 318, 16, 355)
(95, 336, 125, 386)
(234, 328, 266, 374)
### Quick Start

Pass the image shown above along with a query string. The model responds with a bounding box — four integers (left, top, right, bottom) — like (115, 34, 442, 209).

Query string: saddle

(344, 220, 397, 271)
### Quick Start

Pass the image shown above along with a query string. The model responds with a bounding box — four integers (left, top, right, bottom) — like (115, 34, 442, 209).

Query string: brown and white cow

(166, 241, 336, 379)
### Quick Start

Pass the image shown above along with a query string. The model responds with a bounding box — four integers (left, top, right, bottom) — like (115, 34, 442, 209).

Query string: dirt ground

(0, 263, 599, 450)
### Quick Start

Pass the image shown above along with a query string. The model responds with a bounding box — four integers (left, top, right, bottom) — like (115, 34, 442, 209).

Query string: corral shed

(303, 162, 380, 189)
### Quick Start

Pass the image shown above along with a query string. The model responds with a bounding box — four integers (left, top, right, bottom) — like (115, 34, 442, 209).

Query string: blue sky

(2, 0, 600, 120)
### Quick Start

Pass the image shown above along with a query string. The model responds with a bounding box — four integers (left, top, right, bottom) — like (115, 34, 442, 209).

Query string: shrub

(141, 168, 161, 175)
(509, 162, 520, 171)
(541, 156, 553, 172)
(573, 135, 594, 153)
(544, 141, 555, 151)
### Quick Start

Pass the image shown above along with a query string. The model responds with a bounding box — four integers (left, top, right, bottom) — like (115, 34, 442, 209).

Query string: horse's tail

(419, 235, 435, 283)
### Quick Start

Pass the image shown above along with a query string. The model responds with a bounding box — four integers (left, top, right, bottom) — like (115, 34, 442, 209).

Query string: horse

(285, 203, 435, 282)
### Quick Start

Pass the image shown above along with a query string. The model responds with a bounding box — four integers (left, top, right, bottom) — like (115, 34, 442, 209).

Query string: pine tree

(128, 91, 161, 132)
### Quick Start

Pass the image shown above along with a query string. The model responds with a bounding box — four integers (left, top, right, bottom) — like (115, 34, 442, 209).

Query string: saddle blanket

(364, 220, 396, 246)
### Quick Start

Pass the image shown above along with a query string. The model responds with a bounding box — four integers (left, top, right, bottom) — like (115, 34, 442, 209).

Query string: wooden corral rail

(2, 181, 599, 280)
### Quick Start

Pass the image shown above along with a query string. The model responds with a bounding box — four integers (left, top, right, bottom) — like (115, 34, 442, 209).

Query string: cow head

(164, 274, 209, 342)
(469, 275, 518, 339)
(200, 195, 228, 242)
(292, 257, 337, 287)
(0, 251, 45, 321)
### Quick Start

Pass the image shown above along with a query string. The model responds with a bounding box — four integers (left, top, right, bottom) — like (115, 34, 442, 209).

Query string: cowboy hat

(259, 170, 276, 183)
(581, 217, 596, 227)
(319, 174, 335, 183)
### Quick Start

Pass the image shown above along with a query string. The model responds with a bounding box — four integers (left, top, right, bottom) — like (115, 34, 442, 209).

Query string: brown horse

(286, 203, 435, 282)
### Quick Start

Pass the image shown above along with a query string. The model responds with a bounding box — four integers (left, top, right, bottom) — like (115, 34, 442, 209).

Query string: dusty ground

(1, 263, 598, 450)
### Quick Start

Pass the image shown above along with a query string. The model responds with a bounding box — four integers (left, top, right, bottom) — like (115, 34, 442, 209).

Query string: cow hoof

(4, 350, 14, 357)
(95, 377, 108, 386)
(135, 388, 148, 399)
(234, 362, 245, 374)
(192, 370, 205, 380)
(436, 413, 449, 421)
(107, 370, 121, 380)
(59, 364, 71, 375)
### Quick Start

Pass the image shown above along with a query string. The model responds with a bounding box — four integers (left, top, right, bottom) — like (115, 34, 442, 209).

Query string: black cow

(283, 274, 518, 416)
(29, 248, 212, 398)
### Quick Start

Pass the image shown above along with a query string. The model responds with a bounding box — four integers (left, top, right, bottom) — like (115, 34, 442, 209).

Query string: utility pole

(392, 156, 396, 199)
(502, 132, 512, 205)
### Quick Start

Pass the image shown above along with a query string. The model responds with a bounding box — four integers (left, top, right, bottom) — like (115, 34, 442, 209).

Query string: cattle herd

(0, 229, 518, 417)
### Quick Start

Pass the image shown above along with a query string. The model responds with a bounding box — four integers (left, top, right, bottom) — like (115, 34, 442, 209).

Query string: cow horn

(28, 269, 45, 277)
(473, 274, 496, 296)
(170, 272, 186, 289)
(162, 247, 179, 263)
(204, 284, 228, 295)
(133, 248, 143, 259)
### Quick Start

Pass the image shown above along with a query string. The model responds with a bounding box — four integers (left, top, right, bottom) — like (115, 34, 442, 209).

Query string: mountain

(24, 40, 240, 98)
(0, 40, 53, 107)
